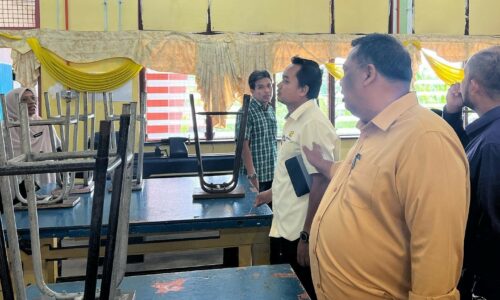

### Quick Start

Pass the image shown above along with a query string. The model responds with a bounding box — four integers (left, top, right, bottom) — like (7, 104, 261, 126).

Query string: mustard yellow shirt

(310, 93, 470, 300)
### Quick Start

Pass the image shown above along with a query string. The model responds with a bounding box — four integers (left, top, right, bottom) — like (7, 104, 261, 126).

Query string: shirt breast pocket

(344, 160, 380, 209)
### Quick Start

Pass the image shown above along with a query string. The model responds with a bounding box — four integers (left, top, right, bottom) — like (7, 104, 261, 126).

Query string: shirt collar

(357, 92, 418, 132)
(286, 100, 316, 120)
(251, 97, 270, 111)
(466, 105, 500, 136)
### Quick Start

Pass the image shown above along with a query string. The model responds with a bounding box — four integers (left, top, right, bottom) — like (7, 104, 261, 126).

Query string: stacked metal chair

(0, 97, 138, 299)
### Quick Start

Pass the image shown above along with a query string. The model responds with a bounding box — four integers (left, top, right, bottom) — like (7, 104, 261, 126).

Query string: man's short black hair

(291, 56, 323, 99)
(351, 33, 412, 83)
(248, 70, 272, 90)
(467, 46, 500, 99)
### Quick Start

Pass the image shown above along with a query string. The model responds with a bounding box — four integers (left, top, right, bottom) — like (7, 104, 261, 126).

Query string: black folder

(285, 155, 311, 197)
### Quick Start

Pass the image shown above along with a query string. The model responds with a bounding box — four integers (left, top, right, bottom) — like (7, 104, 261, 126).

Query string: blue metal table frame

(8, 176, 272, 283)
(26, 264, 310, 300)
(142, 153, 235, 178)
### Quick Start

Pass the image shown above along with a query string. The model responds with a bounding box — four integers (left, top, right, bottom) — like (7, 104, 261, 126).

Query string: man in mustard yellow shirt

(306, 34, 470, 299)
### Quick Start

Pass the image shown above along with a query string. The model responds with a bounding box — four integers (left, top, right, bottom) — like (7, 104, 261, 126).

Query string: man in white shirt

(255, 56, 337, 299)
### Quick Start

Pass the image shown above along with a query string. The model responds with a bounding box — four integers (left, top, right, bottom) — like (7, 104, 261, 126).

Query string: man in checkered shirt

(236, 70, 277, 193)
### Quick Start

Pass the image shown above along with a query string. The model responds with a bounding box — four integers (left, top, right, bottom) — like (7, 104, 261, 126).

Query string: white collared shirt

(270, 100, 338, 241)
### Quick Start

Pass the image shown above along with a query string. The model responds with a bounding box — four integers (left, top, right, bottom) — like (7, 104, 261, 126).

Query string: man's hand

(297, 240, 310, 267)
(445, 83, 464, 114)
(303, 142, 333, 179)
(254, 189, 271, 207)
(303, 142, 324, 168)
(250, 177, 259, 191)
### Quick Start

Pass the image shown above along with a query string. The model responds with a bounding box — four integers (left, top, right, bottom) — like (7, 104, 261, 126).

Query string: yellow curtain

(325, 62, 344, 80)
(0, 32, 22, 40)
(403, 40, 464, 85)
(326, 41, 464, 85)
(5, 29, 499, 115)
(420, 50, 464, 85)
(26, 37, 142, 91)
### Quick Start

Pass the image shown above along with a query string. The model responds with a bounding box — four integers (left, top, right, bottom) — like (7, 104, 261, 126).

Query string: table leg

(252, 241, 270, 265)
(41, 238, 58, 283)
(20, 238, 59, 285)
(238, 245, 252, 266)
(20, 250, 35, 285)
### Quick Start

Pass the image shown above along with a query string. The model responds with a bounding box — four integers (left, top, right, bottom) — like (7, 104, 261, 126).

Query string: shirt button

(333, 187, 337, 192)
(316, 283, 322, 290)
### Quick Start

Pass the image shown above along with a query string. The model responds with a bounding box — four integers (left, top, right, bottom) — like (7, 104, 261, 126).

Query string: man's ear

(300, 85, 309, 97)
(469, 79, 481, 96)
(362, 64, 377, 86)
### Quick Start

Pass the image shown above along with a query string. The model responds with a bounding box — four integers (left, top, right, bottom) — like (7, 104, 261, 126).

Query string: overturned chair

(0, 102, 138, 299)
(189, 94, 250, 198)
(1, 90, 89, 208)
(103, 92, 146, 191)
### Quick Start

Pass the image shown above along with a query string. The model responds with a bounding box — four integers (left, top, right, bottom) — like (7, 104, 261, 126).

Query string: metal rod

(19, 102, 32, 162)
(100, 114, 131, 300)
(21, 101, 80, 299)
(189, 94, 205, 187)
(109, 93, 117, 150)
(63, 94, 70, 152)
(5, 118, 75, 127)
(83, 92, 90, 185)
(0, 159, 97, 175)
(231, 94, 250, 184)
(109, 103, 137, 299)
(103, 92, 117, 151)
(56, 92, 65, 142)
(106, 157, 123, 174)
(57, 91, 71, 203)
(135, 93, 146, 187)
(0, 124, 27, 300)
(44, 91, 52, 118)
(196, 111, 241, 115)
(90, 93, 96, 151)
(16, 101, 36, 204)
(0, 156, 122, 176)
(44, 91, 59, 156)
(44, 91, 63, 193)
(26, 173, 77, 297)
(31, 150, 102, 160)
(0, 185, 25, 299)
(89, 93, 97, 183)
(84, 120, 112, 300)
(55, 92, 78, 203)
(72, 92, 80, 154)
(0, 217, 14, 300)
(1, 93, 21, 200)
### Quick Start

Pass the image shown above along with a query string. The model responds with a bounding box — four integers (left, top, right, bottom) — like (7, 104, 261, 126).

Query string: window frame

(0, 0, 40, 30)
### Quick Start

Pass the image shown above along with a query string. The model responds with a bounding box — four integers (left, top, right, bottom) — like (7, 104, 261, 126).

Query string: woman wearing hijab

(5, 87, 61, 187)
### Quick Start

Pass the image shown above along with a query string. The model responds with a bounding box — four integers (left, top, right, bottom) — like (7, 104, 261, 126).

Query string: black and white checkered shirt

(236, 98, 277, 182)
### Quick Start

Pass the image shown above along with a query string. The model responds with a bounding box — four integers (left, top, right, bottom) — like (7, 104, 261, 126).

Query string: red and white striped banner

(145, 71, 189, 141)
